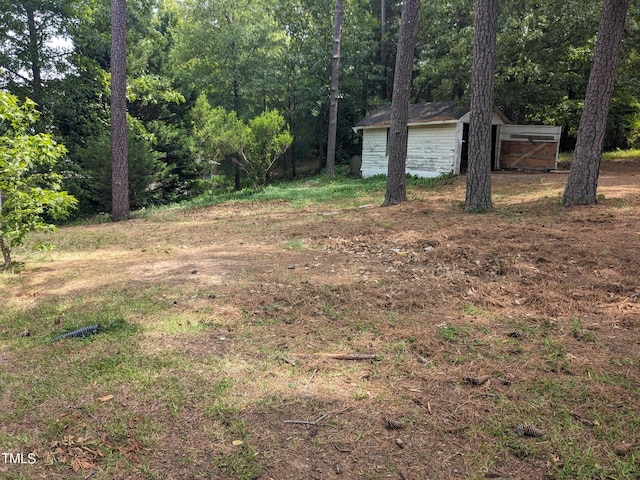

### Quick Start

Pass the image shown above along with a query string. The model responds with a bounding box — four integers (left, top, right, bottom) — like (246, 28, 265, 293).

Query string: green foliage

(171, 0, 287, 118)
(69, 121, 171, 214)
(415, 0, 473, 102)
(243, 110, 294, 186)
(191, 94, 249, 178)
(3, 0, 640, 217)
(0, 93, 77, 268)
(0, 0, 77, 99)
(127, 74, 186, 119)
(496, 0, 601, 125)
(190, 96, 293, 188)
(145, 119, 200, 201)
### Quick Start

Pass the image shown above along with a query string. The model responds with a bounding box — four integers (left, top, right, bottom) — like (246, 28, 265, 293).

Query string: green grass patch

(602, 148, 640, 161)
(462, 303, 502, 319)
(284, 239, 306, 251)
(136, 168, 454, 215)
(214, 439, 262, 480)
(439, 324, 472, 342)
(471, 372, 640, 480)
(559, 148, 640, 165)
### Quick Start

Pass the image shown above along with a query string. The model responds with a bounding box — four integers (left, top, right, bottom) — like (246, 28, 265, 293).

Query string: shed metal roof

(354, 101, 510, 129)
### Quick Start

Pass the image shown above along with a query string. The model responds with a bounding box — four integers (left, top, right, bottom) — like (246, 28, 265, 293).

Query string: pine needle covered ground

(1, 161, 639, 480)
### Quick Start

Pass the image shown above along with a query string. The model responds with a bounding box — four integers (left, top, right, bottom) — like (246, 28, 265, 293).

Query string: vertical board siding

(361, 125, 458, 178)
(407, 125, 457, 174)
(361, 129, 389, 176)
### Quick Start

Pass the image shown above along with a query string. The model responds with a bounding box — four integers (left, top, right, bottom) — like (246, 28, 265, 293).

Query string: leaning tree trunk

(464, 0, 498, 213)
(326, 0, 344, 178)
(382, 0, 420, 206)
(110, 0, 129, 221)
(562, 0, 629, 207)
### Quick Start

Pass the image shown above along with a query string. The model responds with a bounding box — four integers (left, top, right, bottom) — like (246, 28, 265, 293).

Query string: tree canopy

(0, 0, 638, 215)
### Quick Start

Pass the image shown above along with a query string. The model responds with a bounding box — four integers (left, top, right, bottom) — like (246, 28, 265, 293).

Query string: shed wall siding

(360, 125, 458, 178)
(361, 129, 388, 176)
(406, 125, 457, 174)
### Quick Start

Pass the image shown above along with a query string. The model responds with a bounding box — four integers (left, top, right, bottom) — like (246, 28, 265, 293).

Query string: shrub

(0, 93, 77, 268)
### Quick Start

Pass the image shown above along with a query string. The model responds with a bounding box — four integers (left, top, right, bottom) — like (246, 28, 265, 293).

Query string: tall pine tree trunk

(326, 0, 343, 178)
(464, 0, 498, 213)
(382, 0, 420, 206)
(110, 0, 129, 221)
(24, 2, 42, 104)
(562, 0, 629, 207)
(380, 0, 388, 101)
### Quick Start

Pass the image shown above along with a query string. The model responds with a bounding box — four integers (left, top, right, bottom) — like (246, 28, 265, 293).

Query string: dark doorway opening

(460, 123, 498, 173)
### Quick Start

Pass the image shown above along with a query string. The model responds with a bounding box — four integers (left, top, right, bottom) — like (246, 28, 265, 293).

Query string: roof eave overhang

(354, 119, 461, 131)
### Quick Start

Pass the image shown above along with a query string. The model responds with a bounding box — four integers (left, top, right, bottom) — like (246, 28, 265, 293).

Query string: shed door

(498, 125, 562, 171)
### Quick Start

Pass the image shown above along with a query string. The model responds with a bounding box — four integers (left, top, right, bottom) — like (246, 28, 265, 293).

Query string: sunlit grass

(559, 148, 640, 164)
(603, 148, 640, 161)
(134, 167, 454, 215)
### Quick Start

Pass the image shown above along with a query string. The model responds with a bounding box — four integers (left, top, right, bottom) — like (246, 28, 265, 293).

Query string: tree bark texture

(326, 0, 343, 178)
(464, 0, 498, 213)
(382, 0, 420, 206)
(380, 0, 388, 100)
(25, 2, 42, 103)
(562, 0, 629, 207)
(1, 235, 11, 269)
(110, 0, 129, 221)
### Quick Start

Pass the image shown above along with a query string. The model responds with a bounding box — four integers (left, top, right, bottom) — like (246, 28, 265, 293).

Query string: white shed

(353, 101, 561, 178)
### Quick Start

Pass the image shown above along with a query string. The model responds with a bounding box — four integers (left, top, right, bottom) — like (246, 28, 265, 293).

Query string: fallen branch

(303, 369, 318, 390)
(291, 353, 377, 361)
(328, 353, 376, 360)
(277, 355, 297, 366)
(284, 413, 328, 426)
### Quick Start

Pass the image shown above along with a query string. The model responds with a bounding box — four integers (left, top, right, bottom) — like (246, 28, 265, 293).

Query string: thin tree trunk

(290, 139, 297, 178)
(464, 0, 498, 213)
(380, 0, 388, 100)
(288, 90, 297, 178)
(110, 0, 129, 221)
(24, 2, 42, 104)
(231, 51, 242, 191)
(382, 0, 420, 206)
(235, 164, 241, 190)
(326, 0, 344, 178)
(1, 235, 11, 269)
(0, 190, 10, 268)
(562, 0, 629, 206)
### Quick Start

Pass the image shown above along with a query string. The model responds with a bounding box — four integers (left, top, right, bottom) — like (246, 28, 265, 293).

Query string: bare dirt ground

(2, 161, 640, 479)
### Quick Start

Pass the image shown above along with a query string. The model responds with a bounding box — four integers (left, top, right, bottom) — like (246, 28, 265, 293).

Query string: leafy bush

(0, 93, 77, 268)
(190, 95, 293, 188)
(242, 110, 294, 186)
